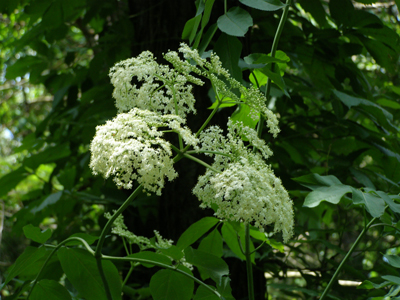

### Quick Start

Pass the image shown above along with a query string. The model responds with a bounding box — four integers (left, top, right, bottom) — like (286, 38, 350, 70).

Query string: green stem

(185, 149, 233, 158)
(94, 184, 144, 258)
(183, 153, 220, 173)
(245, 224, 255, 300)
(96, 257, 112, 300)
(101, 255, 223, 299)
(256, 0, 292, 138)
(319, 217, 377, 300)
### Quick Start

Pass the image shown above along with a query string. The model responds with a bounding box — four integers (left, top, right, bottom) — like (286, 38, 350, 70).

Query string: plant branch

(319, 217, 377, 300)
(101, 254, 223, 299)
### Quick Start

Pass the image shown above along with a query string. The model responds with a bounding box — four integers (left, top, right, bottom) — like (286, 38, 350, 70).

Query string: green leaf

(352, 189, 385, 218)
(384, 255, 400, 268)
(376, 191, 400, 214)
(221, 222, 247, 261)
(3, 246, 47, 286)
(5, 56, 45, 80)
(194, 285, 220, 300)
(239, 0, 285, 11)
(182, 14, 202, 43)
(382, 275, 400, 286)
(214, 34, 242, 82)
(157, 245, 183, 261)
(217, 7, 253, 37)
(376, 98, 400, 110)
(30, 279, 72, 300)
(23, 224, 52, 244)
(293, 173, 342, 190)
(23, 143, 71, 170)
(184, 247, 229, 283)
(303, 184, 353, 208)
(298, 0, 329, 27)
(216, 277, 235, 300)
(198, 229, 223, 257)
(177, 217, 219, 249)
(31, 192, 63, 214)
(65, 233, 99, 246)
(0, 166, 28, 197)
(249, 229, 284, 252)
(149, 269, 194, 300)
(57, 248, 122, 300)
(357, 279, 391, 289)
(128, 251, 172, 268)
(230, 104, 259, 130)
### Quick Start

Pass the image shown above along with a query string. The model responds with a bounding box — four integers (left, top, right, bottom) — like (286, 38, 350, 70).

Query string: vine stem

(101, 255, 223, 298)
(319, 217, 377, 300)
(94, 184, 144, 258)
(245, 1, 292, 300)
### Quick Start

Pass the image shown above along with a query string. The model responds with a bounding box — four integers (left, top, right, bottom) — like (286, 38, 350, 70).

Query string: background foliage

(1, 0, 400, 299)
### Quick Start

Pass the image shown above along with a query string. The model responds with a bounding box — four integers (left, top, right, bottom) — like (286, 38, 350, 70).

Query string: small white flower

(193, 120, 294, 242)
(90, 108, 197, 195)
(109, 51, 203, 118)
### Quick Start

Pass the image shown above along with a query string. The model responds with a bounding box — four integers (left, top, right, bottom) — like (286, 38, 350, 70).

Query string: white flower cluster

(89, 108, 197, 195)
(109, 50, 204, 118)
(193, 120, 294, 242)
(165, 43, 280, 137)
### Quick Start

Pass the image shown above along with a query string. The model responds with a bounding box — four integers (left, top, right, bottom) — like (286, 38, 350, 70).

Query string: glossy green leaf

(182, 14, 202, 43)
(185, 247, 229, 282)
(303, 184, 353, 208)
(194, 285, 220, 300)
(57, 248, 122, 300)
(239, 0, 285, 11)
(23, 224, 52, 244)
(149, 269, 194, 300)
(217, 7, 253, 37)
(198, 229, 223, 257)
(177, 217, 219, 249)
(30, 279, 72, 300)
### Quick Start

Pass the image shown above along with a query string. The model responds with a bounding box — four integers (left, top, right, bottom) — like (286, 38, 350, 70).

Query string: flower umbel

(193, 120, 294, 242)
(109, 50, 203, 118)
(89, 108, 197, 195)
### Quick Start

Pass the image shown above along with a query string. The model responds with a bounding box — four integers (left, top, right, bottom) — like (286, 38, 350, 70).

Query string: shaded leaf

(239, 0, 285, 11)
(384, 255, 400, 268)
(217, 7, 253, 37)
(194, 285, 220, 300)
(23, 224, 52, 244)
(177, 217, 219, 249)
(184, 247, 229, 283)
(58, 248, 122, 300)
(352, 189, 385, 218)
(128, 251, 172, 268)
(150, 269, 194, 300)
(30, 279, 71, 300)
(198, 229, 223, 257)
